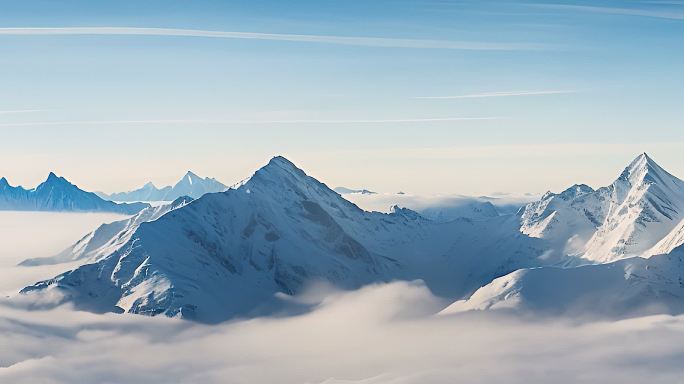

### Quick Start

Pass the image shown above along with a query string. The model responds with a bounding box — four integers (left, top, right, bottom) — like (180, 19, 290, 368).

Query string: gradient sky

(1, 0, 683, 195)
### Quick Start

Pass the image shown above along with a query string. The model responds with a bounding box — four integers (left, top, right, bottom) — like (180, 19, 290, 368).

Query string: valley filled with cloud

(2, 212, 684, 384)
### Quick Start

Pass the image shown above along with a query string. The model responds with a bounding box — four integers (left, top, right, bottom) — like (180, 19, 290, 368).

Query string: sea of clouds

(2, 212, 684, 384)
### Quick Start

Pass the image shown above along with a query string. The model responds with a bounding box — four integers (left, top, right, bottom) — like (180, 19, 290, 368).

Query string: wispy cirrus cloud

(0, 27, 543, 50)
(0, 117, 501, 127)
(535, 4, 684, 20)
(415, 90, 576, 99)
(0, 109, 48, 115)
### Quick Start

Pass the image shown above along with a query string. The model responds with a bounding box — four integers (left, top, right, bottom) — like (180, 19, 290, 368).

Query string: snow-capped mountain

(584, 154, 684, 261)
(98, 171, 227, 202)
(441, 154, 684, 317)
(21, 156, 551, 322)
(20, 196, 194, 266)
(441, 245, 684, 318)
(519, 153, 684, 262)
(0, 173, 149, 214)
(99, 181, 172, 202)
(519, 183, 601, 256)
(17, 153, 684, 321)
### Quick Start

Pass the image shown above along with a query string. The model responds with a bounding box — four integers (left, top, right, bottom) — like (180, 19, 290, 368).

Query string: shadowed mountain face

(0, 173, 148, 214)
(98, 171, 227, 202)
(21, 156, 550, 323)
(442, 245, 684, 318)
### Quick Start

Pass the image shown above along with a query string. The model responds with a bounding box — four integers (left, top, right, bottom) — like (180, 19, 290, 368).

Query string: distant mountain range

(21, 156, 551, 323)
(0, 173, 148, 214)
(334, 186, 377, 195)
(341, 191, 510, 222)
(18, 153, 684, 322)
(335, 186, 532, 222)
(97, 171, 227, 202)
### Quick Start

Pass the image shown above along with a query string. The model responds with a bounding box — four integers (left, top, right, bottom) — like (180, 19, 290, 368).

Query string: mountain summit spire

(521, 152, 684, 263)
(618, 152, 681, 189)
(266, 155, 299, 169)
(252, 156, 309, 182)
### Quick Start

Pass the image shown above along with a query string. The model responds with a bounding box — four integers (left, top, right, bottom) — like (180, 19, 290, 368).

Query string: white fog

(2, 212, 684, 384)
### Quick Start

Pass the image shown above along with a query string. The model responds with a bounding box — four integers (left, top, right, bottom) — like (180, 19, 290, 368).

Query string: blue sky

(1, 0, 683, 195)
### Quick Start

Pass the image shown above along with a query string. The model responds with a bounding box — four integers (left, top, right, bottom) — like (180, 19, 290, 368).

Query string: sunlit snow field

(3, 212, 684, 383)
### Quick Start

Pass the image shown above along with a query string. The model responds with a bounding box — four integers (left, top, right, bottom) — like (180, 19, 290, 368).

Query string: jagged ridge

(0, 173, 149, 214)
(98, 171, 227, 202)
(22, 156, 549, 323)
(519, 153, 684, 262)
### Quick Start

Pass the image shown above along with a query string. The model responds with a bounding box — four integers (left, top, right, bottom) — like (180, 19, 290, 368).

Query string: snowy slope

(22, 157, 552, 322)
(99, 171, 227, 202)
(519, 183, 605, 256)
(441, 245, 684, 318)
(19, 196, 194, 266)
(0, 173, 149, 214)
(519, 153, 684, 262)
(650, 219, 684, 256)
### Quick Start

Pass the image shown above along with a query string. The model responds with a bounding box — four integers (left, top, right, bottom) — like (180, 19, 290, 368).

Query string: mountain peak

(389, 204, 423, 220)
(558, 184, 594, 200)
(258, 156, 306, 177)
(172, 171, 203, 190)
(267, 155, 297, 168)
(0, 177, 9, 187)
(44, 172, 69, 185)
(242, 156, 344, 204)
(180, 171, 201, 185)
(618, 153, 678, 187)
(627, 152, 654, 171)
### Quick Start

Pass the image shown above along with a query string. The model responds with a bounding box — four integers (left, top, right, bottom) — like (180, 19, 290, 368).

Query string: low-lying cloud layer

(3, 282, 684, 384)
(3, 212, 684, 383)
